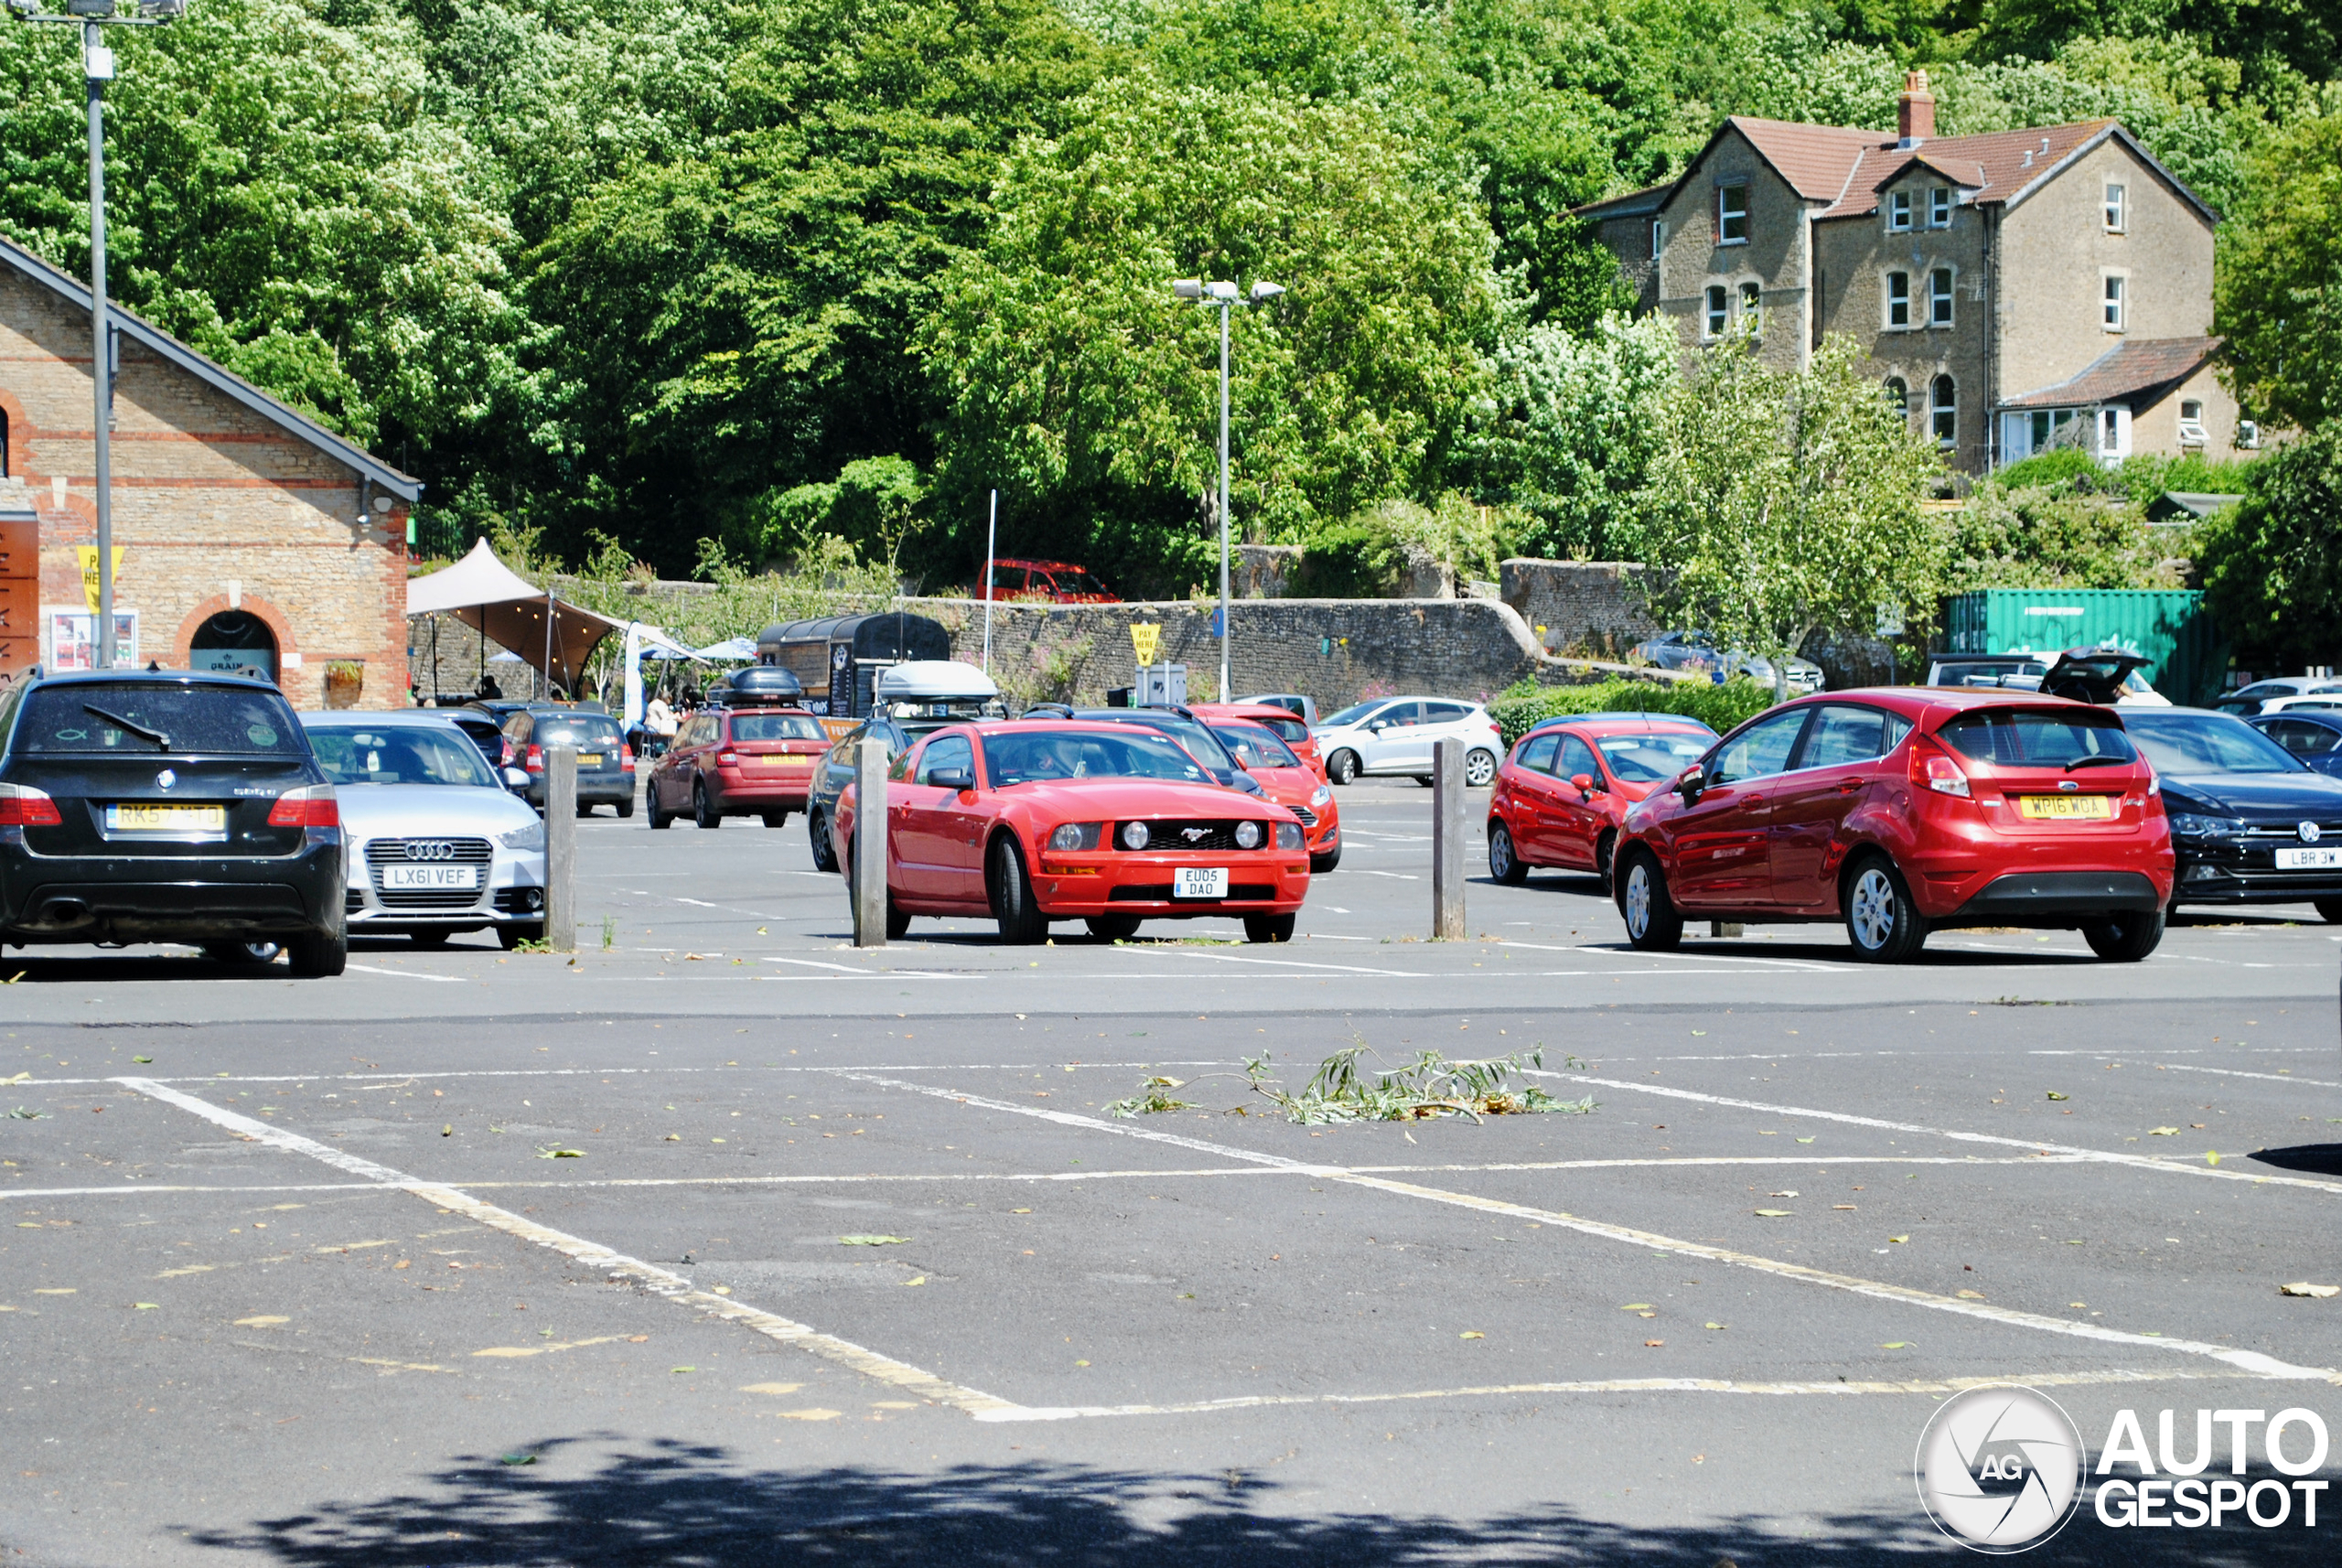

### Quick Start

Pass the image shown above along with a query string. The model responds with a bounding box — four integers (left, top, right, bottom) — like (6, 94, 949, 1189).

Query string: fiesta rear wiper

(83, 703, 170, 751)
(2064, 755, 2128, 772)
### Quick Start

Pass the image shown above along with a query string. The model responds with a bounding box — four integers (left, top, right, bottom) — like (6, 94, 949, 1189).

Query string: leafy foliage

(2194, 424, 2342, 665)
(2215, 112, 2342, 434)
(1107, 1044, 1594, 1122)
(1485, 675, 1779, 746)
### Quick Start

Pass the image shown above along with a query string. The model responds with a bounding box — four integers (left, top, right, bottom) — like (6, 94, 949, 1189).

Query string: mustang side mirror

(929, 768, 974, 792)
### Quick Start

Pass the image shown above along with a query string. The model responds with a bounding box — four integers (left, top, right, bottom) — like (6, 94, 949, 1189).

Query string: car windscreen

(307, 725, 499, 788)
(1085, 714, 1238, 771)
(1210, 725, 1302, 770)
(2122, 712, 2306, 775)
(1248, 714, 1309, 744)
(983, 731, 1212, 787)
(13, 682, 306, 756)
(532, 716, 623, 748)
(731, 713, 825, 743)
(1936, 708, 2139, 769)
(1321, 701, 1380, 727)
(1596, 732, 1713, 782)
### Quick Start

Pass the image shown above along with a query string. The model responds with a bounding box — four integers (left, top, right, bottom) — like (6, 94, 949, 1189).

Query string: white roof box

(875, 660, 999, 703)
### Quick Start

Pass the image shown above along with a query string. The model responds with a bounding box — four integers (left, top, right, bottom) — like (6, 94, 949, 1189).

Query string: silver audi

(298, 711, 547, 949)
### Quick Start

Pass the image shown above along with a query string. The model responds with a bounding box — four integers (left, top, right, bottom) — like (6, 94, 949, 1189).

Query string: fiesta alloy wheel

(2082, 908, 2165, 961)
(1843, 854, 1927, 962)
(1465, 748, 1497, 788)
(1618, 853, 1683, 951)
(1488, 821, 1528, 885)
(1327, 749, 1359, 786)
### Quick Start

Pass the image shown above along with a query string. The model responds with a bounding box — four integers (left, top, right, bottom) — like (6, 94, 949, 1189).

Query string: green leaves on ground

(1104, 1077, 1199, 1118)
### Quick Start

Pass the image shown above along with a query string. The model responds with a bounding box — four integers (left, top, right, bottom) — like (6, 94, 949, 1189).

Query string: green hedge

(1486, 678, 1782, 748)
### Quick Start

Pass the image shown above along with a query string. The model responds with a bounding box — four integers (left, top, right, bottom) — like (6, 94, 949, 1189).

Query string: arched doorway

(189, 608, 278, 682)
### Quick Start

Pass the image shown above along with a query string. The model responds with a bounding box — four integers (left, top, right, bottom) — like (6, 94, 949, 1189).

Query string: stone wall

(1499, 560, 1660, 660)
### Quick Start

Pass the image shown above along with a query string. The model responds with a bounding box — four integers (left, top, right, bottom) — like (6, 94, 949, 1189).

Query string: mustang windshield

(983, 731, 1211, 787)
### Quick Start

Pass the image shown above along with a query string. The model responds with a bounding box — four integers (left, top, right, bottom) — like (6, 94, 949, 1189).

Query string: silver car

(299, 711, 547, 949)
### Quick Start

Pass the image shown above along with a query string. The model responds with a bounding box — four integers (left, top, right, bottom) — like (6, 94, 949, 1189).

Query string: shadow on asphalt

(2251, 1143, 2342, 1176)
(187, 1441, 2325, 1566)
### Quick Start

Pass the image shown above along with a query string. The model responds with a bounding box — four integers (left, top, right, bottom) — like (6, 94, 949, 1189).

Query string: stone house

(0, 235, 419, 706)
(1577, 72, 2249, 473)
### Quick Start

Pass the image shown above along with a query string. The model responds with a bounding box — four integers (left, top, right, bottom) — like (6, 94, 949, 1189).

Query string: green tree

(2215, 112, 2342, 433)
(1641, 336, 1943, 700)
(2194, 423, 2342, 666)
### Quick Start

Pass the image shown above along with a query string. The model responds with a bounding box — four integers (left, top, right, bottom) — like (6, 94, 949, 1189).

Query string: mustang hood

(335, 783, 541, 843)
(997, 779, 1291, 821)
(2159, 772, 2342, 822)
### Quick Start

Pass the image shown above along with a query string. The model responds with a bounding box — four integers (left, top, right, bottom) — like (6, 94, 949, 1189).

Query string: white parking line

(345, 963, 468, 984)
(761, 958, 958, 980)
(2143, 1062, 2342, 1090)
(1150, 950, 1420, 977)
(835, 1071, 2334, 1389)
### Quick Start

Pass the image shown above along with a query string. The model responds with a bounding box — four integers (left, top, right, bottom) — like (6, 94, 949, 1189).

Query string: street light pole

(12, 0, 183, 671)
(1171, 277, 1282, 703)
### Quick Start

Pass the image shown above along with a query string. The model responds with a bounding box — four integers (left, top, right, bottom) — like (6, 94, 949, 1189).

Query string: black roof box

(710, 666, 807, 706)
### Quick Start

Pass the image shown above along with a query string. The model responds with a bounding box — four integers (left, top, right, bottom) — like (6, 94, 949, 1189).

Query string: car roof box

(874, 660, 999, 703)
(711, 666, 806, 706)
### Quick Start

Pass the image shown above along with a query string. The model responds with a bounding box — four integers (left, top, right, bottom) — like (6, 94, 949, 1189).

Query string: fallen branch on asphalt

(1105, 1044, 1595, 1124)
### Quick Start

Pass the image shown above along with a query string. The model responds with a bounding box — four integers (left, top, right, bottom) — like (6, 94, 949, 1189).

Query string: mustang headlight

(1234, 819, 1263, 850)
(2168, 812, 2245, 840)
(1119, 821, 1151, 851)
(1048, 822, 1101, 852)
(499, 820, 545, 851)
(1309, 784, 1332, 808)
(1274, 822, 1305, 851)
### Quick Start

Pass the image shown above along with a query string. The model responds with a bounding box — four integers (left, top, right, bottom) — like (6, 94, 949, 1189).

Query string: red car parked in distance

(833, 721, 1308, 943)
(1204, 718, 1342, 873)
(1613, 689, 2172, 962)
(1488, 714, 1715, 885)
(1189, 702, 1326, 779)
(980, 558, 1119, 604)
(647, 703, 831, 831)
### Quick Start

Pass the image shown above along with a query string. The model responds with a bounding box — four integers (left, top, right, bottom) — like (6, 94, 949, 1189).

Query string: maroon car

(647, 706, 830, 830)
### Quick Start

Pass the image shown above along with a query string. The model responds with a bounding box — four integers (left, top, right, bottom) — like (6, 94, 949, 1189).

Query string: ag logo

(403, 840, 456, 862)
(1916, 1384, 2087, 1552)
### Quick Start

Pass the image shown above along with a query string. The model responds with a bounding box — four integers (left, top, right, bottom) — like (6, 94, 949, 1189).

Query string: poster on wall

(46, 609, 139, 672)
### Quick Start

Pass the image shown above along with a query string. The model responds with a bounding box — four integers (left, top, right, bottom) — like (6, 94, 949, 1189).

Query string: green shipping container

(1942, 588, 2229, 706)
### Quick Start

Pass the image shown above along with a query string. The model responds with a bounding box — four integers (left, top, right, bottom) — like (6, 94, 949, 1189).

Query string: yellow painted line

(115, 1077, 1017, 1419)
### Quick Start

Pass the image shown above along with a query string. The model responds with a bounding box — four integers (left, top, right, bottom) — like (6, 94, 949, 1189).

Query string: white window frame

(2178, 399, 2208, 445)
(1886, 190, 1912, 232)
(1930, 375, 1956, 449)
(2237, 419, 2261, 449)
(1717, 183, 1748, 245)
(2102, 274, 2126, 332)
(1649, 219, 1666, 260)
(1928, 267, 1954, 328)
(1884, 377, 1909, 418)
(1885, 271, 1911, 329)
(1704, 284, 1728, 338)
(1928, 187, 1952, 228)
(2103, 182, 2126, 233)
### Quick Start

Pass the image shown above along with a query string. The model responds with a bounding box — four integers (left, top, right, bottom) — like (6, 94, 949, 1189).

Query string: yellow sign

(76, 546, 124, 614)
(1130, 622, 1161, 665)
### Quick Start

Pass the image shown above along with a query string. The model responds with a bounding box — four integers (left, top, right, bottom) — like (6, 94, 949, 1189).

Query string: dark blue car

(2127, 708, 2342, 922)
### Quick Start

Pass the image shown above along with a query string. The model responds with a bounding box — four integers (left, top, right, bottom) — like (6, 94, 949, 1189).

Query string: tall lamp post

(8, 0, 185, 670)
(1171, 276, 1282, 702)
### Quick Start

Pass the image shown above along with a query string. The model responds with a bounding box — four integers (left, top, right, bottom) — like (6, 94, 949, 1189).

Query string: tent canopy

(693, 637, 760, 661)
(406, 539, 628, 692)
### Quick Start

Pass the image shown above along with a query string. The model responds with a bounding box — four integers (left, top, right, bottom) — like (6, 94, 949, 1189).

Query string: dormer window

(1717, 183, 1748, 244)
(1929, 188, 1952, 228)
(1885, 271, 1911, 328)
(2103, 183, 2126, 233)
(1887, 190, 1912, 232)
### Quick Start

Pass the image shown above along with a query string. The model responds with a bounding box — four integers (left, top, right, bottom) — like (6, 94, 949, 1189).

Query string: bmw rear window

(13, 682, 306, 755)
(1937, 708, 2135, 768)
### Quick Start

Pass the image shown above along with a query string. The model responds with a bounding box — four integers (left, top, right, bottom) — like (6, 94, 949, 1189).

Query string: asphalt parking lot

(5, 779, 2341, 1565)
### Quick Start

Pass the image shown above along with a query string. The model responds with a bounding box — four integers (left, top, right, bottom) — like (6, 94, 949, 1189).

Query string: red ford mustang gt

(833, 721, 1310, 944)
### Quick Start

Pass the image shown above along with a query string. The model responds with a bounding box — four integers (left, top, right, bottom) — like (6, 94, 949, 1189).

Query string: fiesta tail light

(0, 783, 63, 827)
(524, 744, 544, 773)
(267, 784, 339, 828)
(1910, 737, 1971, 798)
(717, 750, 738, 768)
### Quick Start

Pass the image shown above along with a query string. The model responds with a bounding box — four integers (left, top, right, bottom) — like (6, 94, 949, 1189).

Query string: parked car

(2210, 676, 2342, 718)
(1236, 693, 1320, 728)
(979, 558, 1119, 604)
(1488, 716, 1716, 884)
(1632, 631, 1824, 694)
(647, 704, 829, 830)
(442, 708, 519, 773)
(1312, 698, 1504, 787)
(833, 721, 1307, 943)
(1925, 655, 2048, 690)
(0, 671, 346, 974)
(301, 711, 546, 949)
(2241, 693, 2342, 716)
(806, 662, 1005, 871)
(501, 705, 636, 817)
(2124, 708, 2342, 921)
(2248, 710, 2342, 778)
(1207, 719, 1340, 872)
(1614, 690, 2171, 962)
(1192, 702, 1326, 779)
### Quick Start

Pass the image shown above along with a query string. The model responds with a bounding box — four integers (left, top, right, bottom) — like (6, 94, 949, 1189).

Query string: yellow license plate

(762, 755, 811, 767)
(577, 753, 604, 767)
(106, 803, 226, 832)
(2016, 794, 2113, 821)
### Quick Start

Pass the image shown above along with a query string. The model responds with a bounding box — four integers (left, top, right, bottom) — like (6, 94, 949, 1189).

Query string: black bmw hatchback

(0, 671, 347, 974)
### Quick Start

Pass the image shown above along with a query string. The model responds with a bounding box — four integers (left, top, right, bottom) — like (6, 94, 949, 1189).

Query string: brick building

(1577, 72, 2250, 473)
(0, 236, 418, 706)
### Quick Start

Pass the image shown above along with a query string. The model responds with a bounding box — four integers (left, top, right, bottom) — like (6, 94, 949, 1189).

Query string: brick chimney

(1897, 69, 1935, 146)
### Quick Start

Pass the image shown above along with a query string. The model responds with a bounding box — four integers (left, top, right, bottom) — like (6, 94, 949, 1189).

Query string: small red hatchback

(1488, 715, 1715, 884)
(1612, 690, 2173, 962)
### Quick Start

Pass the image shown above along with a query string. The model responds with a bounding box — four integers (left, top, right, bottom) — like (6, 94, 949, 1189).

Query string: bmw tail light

(267, 784, 339, 828)
(1048, 822, 1101, 852)
(524, 744, 544, 773)
(0, 783, 62, 827)
(1911, 740, 1971, 799)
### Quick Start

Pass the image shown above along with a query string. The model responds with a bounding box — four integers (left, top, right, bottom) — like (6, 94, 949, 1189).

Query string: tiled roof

(1725, 118, 1884, 203)
(1999, 337, 2222, 409)
(1573, 181, 1672, 219)
(1815, 121, 2119, 220)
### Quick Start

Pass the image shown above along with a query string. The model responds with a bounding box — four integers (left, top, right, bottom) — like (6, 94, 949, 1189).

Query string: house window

(1884, 377, 1908, 417)
(2100, 408, 2122, 455)
(2104, 182, 2126, 232)
(2029, 408, 2079, 451)
(1740, 281, 1762, 337)
(1930, 374, 1956, 447)
(2238, 419, 2261, 449)
(1717, 183, 1748, 244)
(1705, 285, 1728, 337)
(1929, 187, 1952, 228)
(2178, 400, 2207, 445)
(1649, 220, 1666, 260)
(1885, 271, 1911, 328)
(2103, 275, 2125, 331)
(1929, 268, 1953, 327)
(1887, 190, 1912, 232)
